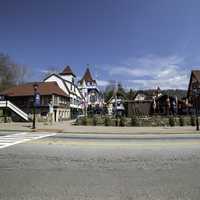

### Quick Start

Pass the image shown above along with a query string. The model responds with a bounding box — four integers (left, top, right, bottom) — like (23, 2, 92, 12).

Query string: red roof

(59, 66, 76, 77)
(79, 68, 96, 84)
(1, 82, 68, 97)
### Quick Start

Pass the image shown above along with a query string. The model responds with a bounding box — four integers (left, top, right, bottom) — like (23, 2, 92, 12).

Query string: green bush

(81, 117, 87, 126)
(104, 117, 111, 126)
(115, 118, 119, 126)
(92, 116, 97, 126)
(190, 115, 196, 126)
(169, 116, 175, 127)
(179, 116, 185, 126)
(131, 116, 138, 126)
(119, 117, 126, 127)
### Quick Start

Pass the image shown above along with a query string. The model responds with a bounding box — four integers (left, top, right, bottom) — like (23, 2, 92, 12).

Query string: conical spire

(60, 65, 76, 77)
(80, 68, 96, 84)
(157, 86, 161, 92)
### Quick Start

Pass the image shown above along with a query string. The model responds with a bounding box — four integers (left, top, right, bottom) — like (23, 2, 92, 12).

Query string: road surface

(0, 132, 200, 200)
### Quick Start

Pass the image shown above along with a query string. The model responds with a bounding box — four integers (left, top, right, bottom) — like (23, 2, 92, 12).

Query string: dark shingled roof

(79, 68, 96, 84)
(59, 66, 76, 77)
(1, 82, 68, 97)
(192, 70, 200, 81)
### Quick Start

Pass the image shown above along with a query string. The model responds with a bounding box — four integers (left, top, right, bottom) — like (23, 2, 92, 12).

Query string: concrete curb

(0, 128, 198, 135)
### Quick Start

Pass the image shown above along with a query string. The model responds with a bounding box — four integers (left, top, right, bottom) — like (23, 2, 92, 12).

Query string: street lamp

(192, 81, 200, 131)
(32, 83, 39, 129)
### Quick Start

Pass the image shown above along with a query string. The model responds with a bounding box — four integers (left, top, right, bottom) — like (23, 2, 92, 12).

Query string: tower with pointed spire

(59, 65, 76, 82)
(79, 68, 96, 86)
(78, 67, 103, 110)
(44, 65, 84, 119)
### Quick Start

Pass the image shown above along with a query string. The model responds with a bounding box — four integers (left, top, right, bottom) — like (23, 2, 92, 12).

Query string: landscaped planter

(75, 115, 197, 127)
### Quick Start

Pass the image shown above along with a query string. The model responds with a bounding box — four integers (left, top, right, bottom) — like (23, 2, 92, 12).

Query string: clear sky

(0, 0, 200, 89)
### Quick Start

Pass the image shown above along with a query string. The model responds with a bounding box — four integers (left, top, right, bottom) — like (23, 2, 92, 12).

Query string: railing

(0, 101, 29, 121)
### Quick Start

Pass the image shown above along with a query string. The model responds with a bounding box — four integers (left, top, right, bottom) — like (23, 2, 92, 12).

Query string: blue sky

(0, 0, 200, 89)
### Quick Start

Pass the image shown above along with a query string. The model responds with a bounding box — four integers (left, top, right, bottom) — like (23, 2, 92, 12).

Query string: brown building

(127, 89, 162, 117)
(187, 70, 200, 114)
(1, 82, 70, 122)
(187, 70, 200, 99)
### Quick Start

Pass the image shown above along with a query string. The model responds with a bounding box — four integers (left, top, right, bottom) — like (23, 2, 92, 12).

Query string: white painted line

(0, 132, 57, 149)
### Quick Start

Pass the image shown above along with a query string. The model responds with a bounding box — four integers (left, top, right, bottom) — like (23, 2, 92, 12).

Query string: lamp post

(192, 81, 200, 131)
(32, 83, 38, 129)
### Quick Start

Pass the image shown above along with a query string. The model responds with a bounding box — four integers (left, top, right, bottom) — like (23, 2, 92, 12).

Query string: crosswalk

(0, 132, 56, 149)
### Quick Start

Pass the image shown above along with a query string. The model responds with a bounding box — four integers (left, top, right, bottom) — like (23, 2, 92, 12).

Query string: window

(71, 78, 75, 92)
(90, 94, 96, 103)
(60, 97, 65, 104)
(54, 96, 58, 105)
(42, 96, 50, 105)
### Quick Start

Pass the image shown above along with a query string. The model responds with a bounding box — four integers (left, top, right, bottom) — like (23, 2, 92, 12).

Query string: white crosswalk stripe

(0, 132, 56, 149)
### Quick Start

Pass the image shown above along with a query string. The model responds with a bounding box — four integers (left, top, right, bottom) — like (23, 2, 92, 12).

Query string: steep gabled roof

(156, 86, 161, 93)
(43, 73, 85, 99)
(187, 70, 200, 97)
(1, 82, 68, 97)
(59, 66, 76, 77)
(79, 68, 96, 84)
(192, 70, 200, 81)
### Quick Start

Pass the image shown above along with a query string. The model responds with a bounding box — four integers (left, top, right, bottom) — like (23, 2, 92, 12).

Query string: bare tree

(12, 64, 29, 85)
(0, 53, 29, 91)
(42, 66, 59, 79)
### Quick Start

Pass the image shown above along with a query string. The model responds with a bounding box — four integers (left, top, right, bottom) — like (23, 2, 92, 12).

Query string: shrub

(179, 116, 185, 126)
(169, 116, 175, 127)
(81, 117, 87, 126)
(92, 116, 97, 126)
(104, 117, 111, 126)
(190, 115, 196, 126)
(131, 116, 138, 126)
(119, 117, 125, 127)
(115, 118, 119, 126)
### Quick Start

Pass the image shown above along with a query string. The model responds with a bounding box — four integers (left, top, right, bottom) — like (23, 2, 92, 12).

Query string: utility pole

(195, 96, 199, 131)
(192, 81, 200, 131)
(114, 81, 118, 126)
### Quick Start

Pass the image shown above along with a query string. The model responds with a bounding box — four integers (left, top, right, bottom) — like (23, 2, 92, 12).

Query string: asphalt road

(1, 132, 200, 200)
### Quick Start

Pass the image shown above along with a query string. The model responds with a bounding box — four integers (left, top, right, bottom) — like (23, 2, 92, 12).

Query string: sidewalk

(0, 121, 198, 134)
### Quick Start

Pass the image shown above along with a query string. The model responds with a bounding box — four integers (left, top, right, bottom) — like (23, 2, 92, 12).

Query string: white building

(44, 66, 84, 118)
(107, 97, 125, 116)
(78, 68, 103, 113)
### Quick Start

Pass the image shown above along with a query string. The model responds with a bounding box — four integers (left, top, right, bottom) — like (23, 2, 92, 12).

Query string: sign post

(35, 93, 41, 107)
(32, 83, 39, 129)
